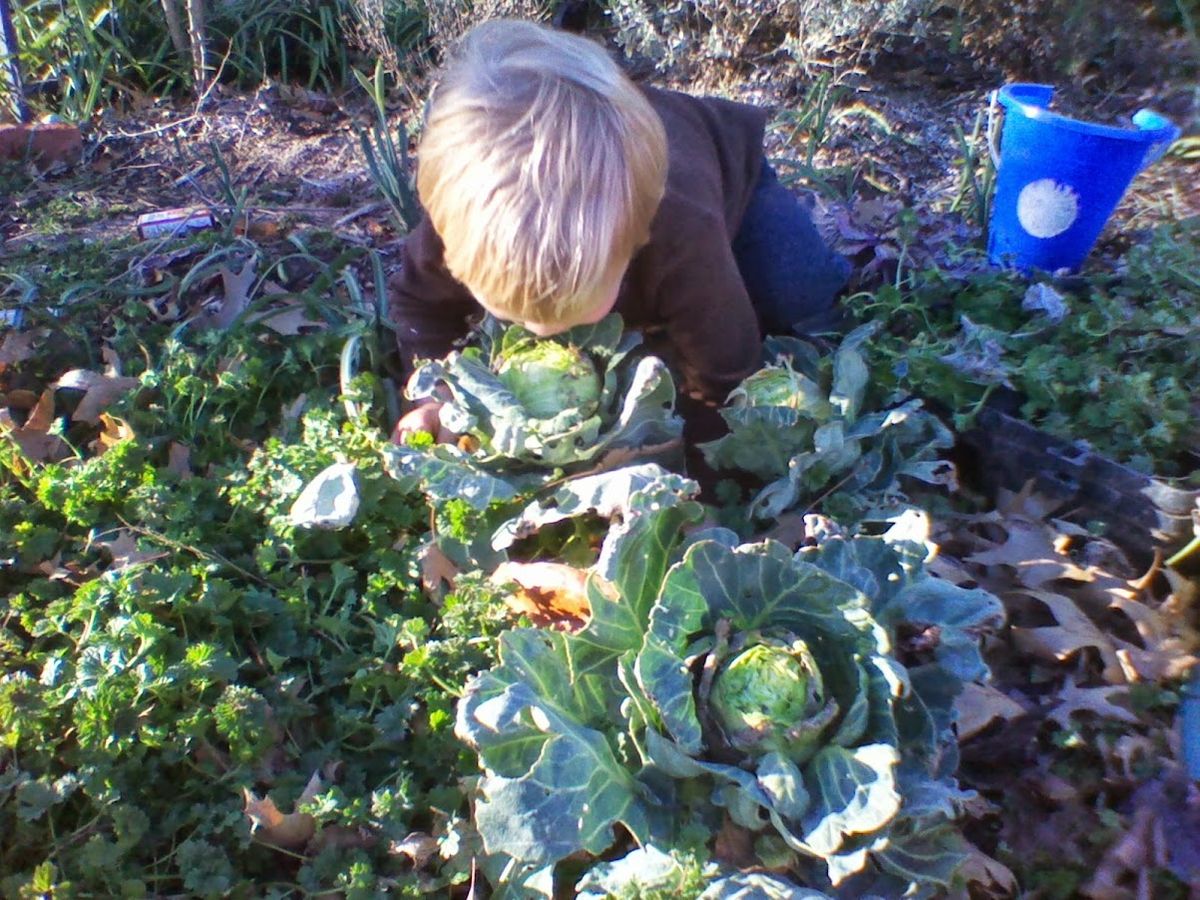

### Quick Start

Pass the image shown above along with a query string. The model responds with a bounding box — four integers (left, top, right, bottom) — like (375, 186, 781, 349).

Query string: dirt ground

(4, 25, 1195, 280)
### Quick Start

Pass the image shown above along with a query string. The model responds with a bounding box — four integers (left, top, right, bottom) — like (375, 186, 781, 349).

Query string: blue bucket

(986, 83, 1180, 272)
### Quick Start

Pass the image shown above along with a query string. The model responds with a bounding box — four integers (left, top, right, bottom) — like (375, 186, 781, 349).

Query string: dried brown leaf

(953, 843, 1019, 899)
(0, 330, 38, 366)
(24, 387, 56, 433)
(995, 481, 1064, 522)
(282, 394, 308, 422)
(205, 256, 259, 330)
(5, 388, 39, 411)
(419, 541, 460, 601)
(0, 399, 70, 463)
(256, 303, 323, 336)
(1107, 734, 1156, 780)
(967, 519, 1092, 588)
(97, 530, 170, 572)
(242, 771, 322, 849)
(1048, 678, 1139, 729)
(57, 369, 140, 424)
(954, 682, 1027, 741)
(1010, 589, 1126, 684)
(167, 442, 193, 478)
(492, 561, 592, 632)
(90, 414, 135, 454)
(391, 832, 439, 868)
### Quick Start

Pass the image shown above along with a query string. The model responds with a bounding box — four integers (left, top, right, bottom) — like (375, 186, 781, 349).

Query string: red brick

(0, 122, 83, 167)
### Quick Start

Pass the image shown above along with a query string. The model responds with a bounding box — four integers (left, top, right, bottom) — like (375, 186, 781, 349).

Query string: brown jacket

(388, 85, 769, 408)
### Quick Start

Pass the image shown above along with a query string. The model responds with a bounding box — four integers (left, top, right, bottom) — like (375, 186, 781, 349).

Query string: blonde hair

(416, 19, 668, 326)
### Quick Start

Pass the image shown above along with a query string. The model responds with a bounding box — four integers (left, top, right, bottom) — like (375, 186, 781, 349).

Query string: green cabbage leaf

(701, 325, 956, 525)
(398, 314, 681, 476)
(456, 498, 1002, 895)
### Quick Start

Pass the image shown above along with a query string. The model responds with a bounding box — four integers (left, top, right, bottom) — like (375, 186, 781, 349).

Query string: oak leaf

(242, 771, 322, 849)
(1009, 589, 1126, 684)
(391, 832, 439, 868)
(90, 413, 135, 454)
(0, 330, 38, 366)
(491, 561, 592, 632)
(97, 530, 170, 572)
(257, 303, 323, 336)
(967, 518, 1092, 589)
(419, 541, 460, 601)
(56, 369, 140, 424)
(1048, 678, 1138, 729)
(167, 442, 193, 478)
(0, 390, 70, 462)
(956, 843, 1019, 898)
(954, 682, 1027, 741)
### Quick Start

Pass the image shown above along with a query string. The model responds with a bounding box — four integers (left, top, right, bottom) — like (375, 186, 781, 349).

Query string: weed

(852, 217, 1200, 475)
(949, 106, 996, 237)
(354, 61, 421, 236)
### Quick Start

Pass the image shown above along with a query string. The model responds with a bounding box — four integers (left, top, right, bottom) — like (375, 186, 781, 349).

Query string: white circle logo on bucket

(1016, 179, 1080, 238)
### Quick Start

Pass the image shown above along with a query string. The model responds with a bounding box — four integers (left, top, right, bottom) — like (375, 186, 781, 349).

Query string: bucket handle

(986, 89, 1002, 168)
(1132, 110, 1182, 169)
(987, 88, 1181, 172)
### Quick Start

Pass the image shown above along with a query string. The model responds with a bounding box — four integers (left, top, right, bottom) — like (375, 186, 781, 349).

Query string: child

(389, 18, 850, 444)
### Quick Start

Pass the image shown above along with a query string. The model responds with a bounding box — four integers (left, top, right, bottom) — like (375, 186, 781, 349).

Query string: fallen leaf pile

(935, 482, 1200, 897)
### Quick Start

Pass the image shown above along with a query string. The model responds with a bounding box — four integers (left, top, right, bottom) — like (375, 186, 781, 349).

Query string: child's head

(416, 19, 668, 333)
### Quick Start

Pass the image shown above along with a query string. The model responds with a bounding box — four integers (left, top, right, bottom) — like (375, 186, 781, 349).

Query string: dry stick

(185, 0, 208, 98)
(158, 0, 188, 56)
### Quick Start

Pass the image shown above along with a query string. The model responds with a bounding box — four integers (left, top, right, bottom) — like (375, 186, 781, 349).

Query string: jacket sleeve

(387, 215, 480, 378)
(651, 206, 763, 406)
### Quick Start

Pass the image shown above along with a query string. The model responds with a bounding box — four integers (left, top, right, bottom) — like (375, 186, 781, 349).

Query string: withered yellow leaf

(242, 771, 322, 849)
(492, 561, 592, 632)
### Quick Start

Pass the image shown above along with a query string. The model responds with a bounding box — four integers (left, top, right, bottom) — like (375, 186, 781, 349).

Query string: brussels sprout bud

(710, 637, 834, 761)
(495, 342, 602, 420)
(734, 364, 830, 417)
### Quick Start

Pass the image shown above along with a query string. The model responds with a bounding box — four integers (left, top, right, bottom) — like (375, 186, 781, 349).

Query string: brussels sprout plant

(394, 314, 681, 481)
(494, 339, 603, 420)
(702, 324, 956, 526)
(455, 499, 1004, 895)
(382, 315, 686, 570)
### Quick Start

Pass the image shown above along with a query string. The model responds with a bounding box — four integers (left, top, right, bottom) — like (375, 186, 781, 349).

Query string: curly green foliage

(855, 217, 1200, 476)
(0, 402, 488, 895)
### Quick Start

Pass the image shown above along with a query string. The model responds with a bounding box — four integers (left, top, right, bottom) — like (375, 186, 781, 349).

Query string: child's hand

(391, 401, 458, 445)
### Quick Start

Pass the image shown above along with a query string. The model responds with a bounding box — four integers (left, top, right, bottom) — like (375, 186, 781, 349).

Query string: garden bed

(2, 1, 1199, 897)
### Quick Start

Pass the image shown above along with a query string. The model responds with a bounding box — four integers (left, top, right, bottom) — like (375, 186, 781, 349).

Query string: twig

(116, 517, 270, 586)
(333, 202, 386, 228)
